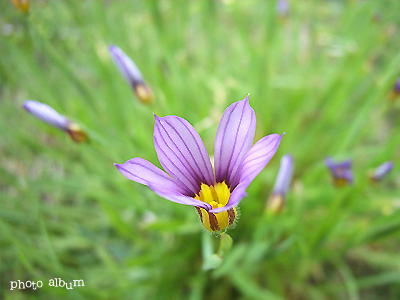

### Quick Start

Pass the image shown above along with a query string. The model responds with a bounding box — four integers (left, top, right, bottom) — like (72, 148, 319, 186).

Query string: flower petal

(325, 157, 351, 170)
(214, 95, 256, 186)
(209, 180, 248, 213)
(149, 184, 212, 210)
(211, 133, 283, 213)
(235, 133, 284, 186)
(153, 115, 214, 195)
(114, 157, 189, 194)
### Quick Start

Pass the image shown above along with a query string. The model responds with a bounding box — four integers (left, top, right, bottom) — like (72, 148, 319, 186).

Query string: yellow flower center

(195, 182, 237, 232)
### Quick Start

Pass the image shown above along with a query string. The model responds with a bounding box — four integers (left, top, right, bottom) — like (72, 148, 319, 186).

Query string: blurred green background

(1, 0, 400, 299)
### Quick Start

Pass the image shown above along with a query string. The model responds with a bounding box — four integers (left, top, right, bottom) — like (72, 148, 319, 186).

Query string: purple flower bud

(23, 100, 87, 143)
(23, 100, 69, 130)
(277, 0, 289, 17)
(325, 157, 353, 187)
(370, 161, 393, 182)
(109, 45, 154, 104)
(267, 154, 293, 214)
(272, 154, 293, 195)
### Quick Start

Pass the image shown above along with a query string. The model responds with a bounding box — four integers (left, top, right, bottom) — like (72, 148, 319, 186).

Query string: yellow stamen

(195, 182, 237, 232)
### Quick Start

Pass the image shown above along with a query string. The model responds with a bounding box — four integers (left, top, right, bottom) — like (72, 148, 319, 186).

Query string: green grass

(1, 0, 400, 299)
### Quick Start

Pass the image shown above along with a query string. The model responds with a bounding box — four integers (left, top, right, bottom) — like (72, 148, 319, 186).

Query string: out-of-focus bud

(24, 100, 69, 130)
(267, 154, 293, 214)
(11, 0, 30, 13)
(371, 13, 382, 24)
(109, 45, 154, 104)
(325, 157, 353, 187)
(276, 0, 289, 20)
(388, 78, 400, 101)
(23, 100, 88, 143)
(369, 161, 393, 182)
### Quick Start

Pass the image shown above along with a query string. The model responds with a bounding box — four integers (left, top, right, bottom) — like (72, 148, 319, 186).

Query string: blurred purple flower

(267, 154, 293, 214)
(109, 45, 154, 104)
(277, 0, 289, 17)
(23, 100, 87, 143)
(387, 78, 400, 101)
(325, 157, 353, 187)
(370, 161, 393, 182)
(115, 95, 284, 232)
(394, 78, 400, 93)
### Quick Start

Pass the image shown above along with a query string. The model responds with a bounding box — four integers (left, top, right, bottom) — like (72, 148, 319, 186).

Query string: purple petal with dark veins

(114, 157, 190, 195)
(214, 95, 256, 186)
(153, 115, 214, 195)
(210, 180, 249, 213)
(211, 133, 283, 213)
(149, 185, 212, 210)
(232, 133, 283, 188)
(115, 157, 210, 208)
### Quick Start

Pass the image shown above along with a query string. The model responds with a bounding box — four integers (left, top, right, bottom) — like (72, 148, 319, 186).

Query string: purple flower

(325, 157, 353, 187)
(370, 161, 393, 182)
(23, 100, 87, 143)
(115, 95, 284, 232)
(109, 45, 154, 104)
(267, 154, 293, 214)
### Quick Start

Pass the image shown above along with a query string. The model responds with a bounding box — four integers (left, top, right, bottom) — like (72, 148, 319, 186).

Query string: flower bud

(369, 161, 393, 182)
(267, 154, 293, 214)
(23, 100, 87, 143)
(109, 45, 154, 104)
(24, 100, 69, 130)
(277, 0, 289, 18)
